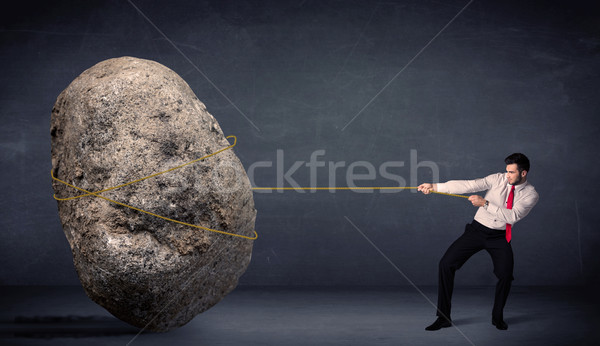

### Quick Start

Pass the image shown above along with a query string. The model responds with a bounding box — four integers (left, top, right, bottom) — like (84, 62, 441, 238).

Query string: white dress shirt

(436, 173, 539, 230)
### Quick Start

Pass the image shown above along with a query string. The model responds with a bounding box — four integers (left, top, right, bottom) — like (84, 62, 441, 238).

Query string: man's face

(506, 163, 525, 185)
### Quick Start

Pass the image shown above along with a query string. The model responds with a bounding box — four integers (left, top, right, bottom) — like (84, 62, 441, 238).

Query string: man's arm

(418, 183, 490, 208)
(418, 173, 502, 195)
(487, 190, 539, 225)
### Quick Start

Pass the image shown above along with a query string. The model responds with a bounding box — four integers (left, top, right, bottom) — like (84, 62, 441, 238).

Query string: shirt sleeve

(436, 173, 502, 194)
(486, 189, 539, 225)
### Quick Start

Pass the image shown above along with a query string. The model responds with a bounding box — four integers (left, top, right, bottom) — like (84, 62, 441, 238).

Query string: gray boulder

(50, 56, 256, 332)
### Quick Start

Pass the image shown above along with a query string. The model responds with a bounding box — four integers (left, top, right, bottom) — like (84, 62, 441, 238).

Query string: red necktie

(505, 185, 515, 243)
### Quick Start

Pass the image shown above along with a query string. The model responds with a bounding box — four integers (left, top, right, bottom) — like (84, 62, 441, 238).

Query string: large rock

(50, 57, 256, 332)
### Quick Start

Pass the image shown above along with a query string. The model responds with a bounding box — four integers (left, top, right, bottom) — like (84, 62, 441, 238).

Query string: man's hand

(418, 183, 436, 194)
(468, 195, 487, 207)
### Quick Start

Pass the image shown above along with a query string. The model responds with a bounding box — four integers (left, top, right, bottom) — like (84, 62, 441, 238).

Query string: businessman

(418, 153, 539, 331)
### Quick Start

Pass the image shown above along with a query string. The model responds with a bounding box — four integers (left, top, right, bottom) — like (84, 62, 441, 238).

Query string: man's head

(505, 153, 530, 185)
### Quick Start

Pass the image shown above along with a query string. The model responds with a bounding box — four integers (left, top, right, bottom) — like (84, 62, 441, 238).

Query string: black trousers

(436, 220, 514, 321)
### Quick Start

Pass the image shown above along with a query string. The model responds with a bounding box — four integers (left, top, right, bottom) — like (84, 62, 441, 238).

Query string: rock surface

(50, 56, 256, 332)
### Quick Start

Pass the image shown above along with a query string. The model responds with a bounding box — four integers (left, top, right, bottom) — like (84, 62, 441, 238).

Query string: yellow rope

(251, 186, 469, 198)
(52, 135, 258, 240)
(52, 134, 469, 241)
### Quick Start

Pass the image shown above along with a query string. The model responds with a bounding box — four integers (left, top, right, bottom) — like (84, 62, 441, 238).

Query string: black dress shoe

(425, 317, 452, 331)
(492, 318, 508, 330)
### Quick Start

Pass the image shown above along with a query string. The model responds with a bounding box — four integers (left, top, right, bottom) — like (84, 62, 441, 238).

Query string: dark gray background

(1, 0, 599, 287)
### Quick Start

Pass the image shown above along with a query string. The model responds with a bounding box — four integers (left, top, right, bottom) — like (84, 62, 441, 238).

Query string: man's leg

(486, 237, 514, 329)
(425, 223, 483, 332)
(426, 223, 482, 330)
(437, 223, 483, 320)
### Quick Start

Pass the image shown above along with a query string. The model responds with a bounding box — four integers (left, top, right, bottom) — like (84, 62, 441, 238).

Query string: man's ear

(521, 170, 528, 178)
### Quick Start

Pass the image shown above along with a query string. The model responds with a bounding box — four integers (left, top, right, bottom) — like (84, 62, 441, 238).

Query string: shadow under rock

(0, 315, 142, 339)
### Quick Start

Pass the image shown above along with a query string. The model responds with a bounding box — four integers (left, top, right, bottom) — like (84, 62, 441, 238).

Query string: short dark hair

(505, 153, 530, 173)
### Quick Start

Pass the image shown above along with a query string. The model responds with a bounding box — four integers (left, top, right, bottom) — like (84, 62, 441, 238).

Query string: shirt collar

(507, 180, 529, 192)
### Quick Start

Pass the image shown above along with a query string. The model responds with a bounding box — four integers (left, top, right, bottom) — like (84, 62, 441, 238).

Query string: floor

(0, 285, 597, 346)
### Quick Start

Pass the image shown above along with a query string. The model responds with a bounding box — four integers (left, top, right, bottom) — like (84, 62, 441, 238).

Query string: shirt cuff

(436, 183, 449, 193)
